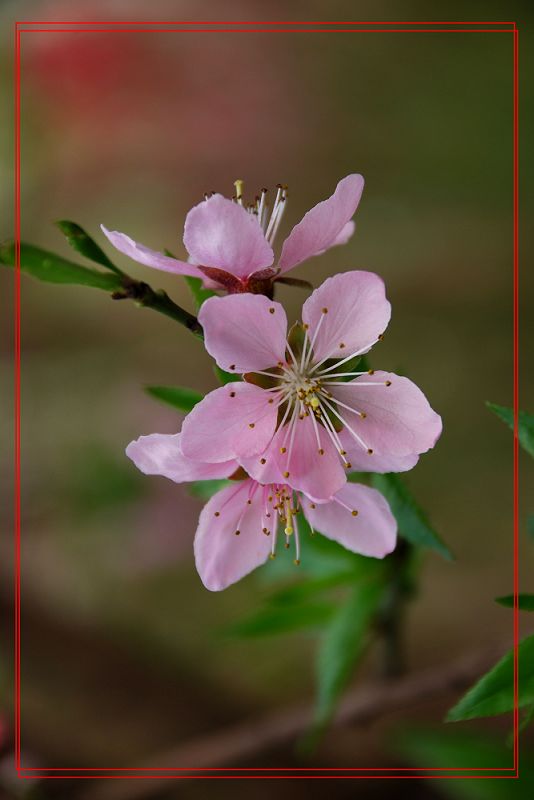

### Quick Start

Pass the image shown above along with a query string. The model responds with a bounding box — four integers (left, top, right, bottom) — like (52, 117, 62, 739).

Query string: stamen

(315, 397, 349, 461)
(293, 511, 301, 564)
(258, 188, 267, 229)
(333, 495, 359, 516)
(311, 335, 383, 376)
(303, 311, 326, 369)
(321, 391, 366, 419)
(234, 179, 244, 205)
(320, 394, 371, 452)
(319, 372, 369, 380)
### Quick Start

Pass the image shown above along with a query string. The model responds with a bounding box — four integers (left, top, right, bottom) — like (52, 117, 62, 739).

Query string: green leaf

(214, 365, 241, 385)
(225, 601, 335, 638)
(184, 276, 217, 310)
(397, 728, 531, 798)
(145, 385, 203, 413)
(495, 593, 534, 611)
(267, 572, 357, 605)
(0, 240, 123, 291)
(372, 473, 453, 560)
(446, 634, 534, 721)
(528, 515, 534, 542)
(188, 479, 230, 500)
(55, 220, 122, 273)
(487, 402, 534, 459)
(313, 579, 383, 730)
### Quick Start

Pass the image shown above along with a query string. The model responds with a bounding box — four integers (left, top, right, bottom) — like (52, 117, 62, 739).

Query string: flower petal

(330, 371, 442, 458)
(302, 271, 391, 363)
(100, 225, 201, 277)
(180, 383, 278, 463)
(303, 482, 397, 558)
(241, 415, 346, 502)
(278, 174, 364, 273)
(199, 294, 288, 373)
(314, 221, 356, 257)
(126, 432, 238, 483)
(340, 443, 420, 474)
(184, 194, 274, 279)
(194, 479, 272, 591)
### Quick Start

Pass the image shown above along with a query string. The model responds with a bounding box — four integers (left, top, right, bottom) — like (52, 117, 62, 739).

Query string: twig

(76, 642, 505, 800)
(112, 279, 203, 337)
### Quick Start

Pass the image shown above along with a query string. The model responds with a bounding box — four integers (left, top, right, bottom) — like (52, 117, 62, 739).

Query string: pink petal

(330, 371, 442, 457)
(199, 294, 288, 373)
(241, 415, 346, 502)
(315, 221, 356, 256)
(194, 479, 272, 591)
(303, 483, 397, 558)
(180, 383, 278, 463)
(100, 225, 201, 277)
(339, 442, 420, 474)
(302, 271, 391, 364)
(183, 194, 274, 279)
(331, 220, 356, 247)
(278, 174, 364, 273)
(126, 433, 238, 483)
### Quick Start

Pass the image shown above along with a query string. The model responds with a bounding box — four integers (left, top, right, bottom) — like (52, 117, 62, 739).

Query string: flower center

(249, 317, 391, 476)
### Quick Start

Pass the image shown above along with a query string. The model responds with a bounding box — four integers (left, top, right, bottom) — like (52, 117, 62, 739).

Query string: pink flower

(100, 175, 364, 293)
(180, 271, 442, 501)
(126, 432, 397, 591)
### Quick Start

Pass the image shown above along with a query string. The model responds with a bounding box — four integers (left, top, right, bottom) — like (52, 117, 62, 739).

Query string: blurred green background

(1, 1, 533, 798)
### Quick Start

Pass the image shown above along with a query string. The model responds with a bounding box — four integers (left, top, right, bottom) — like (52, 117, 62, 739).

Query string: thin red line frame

(13, 18, 520, 781)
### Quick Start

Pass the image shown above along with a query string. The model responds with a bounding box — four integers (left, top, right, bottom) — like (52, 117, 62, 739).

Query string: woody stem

(111, 277, 203, 338)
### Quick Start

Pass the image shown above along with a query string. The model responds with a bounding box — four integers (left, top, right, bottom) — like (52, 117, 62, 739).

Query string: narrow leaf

(495, 593, 534, 611)
(145, 385, 203, 413)
(446, 634, 534, 721)
(372, 473, 453, 560)
(184, 276, 217, 310)
(56, 220, 122, 273)
(313, 580, 383, 729)
(0, 240, 122, 291)
(487, 402, 534, 459)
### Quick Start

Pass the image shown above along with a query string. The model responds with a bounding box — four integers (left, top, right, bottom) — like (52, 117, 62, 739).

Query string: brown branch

(76, 642, 505, 800)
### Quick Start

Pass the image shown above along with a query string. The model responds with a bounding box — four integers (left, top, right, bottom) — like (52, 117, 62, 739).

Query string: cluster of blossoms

(104, 175, 442, 590)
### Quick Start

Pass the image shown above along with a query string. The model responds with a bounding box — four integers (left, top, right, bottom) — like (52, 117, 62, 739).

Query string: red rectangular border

(13, 19, 520, 781)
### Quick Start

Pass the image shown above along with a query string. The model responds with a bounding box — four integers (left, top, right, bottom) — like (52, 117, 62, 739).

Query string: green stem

(379, 539, 415, 678)
(112, 279, 203, 338)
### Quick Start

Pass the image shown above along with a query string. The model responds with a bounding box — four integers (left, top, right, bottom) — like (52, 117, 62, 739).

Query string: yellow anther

(285, 526, 293, 535)
(310, 396, 320, 410)
(234, 179, 244, 199)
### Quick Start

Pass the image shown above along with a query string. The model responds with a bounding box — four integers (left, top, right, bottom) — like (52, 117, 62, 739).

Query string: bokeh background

(1, 1, 533, 798)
